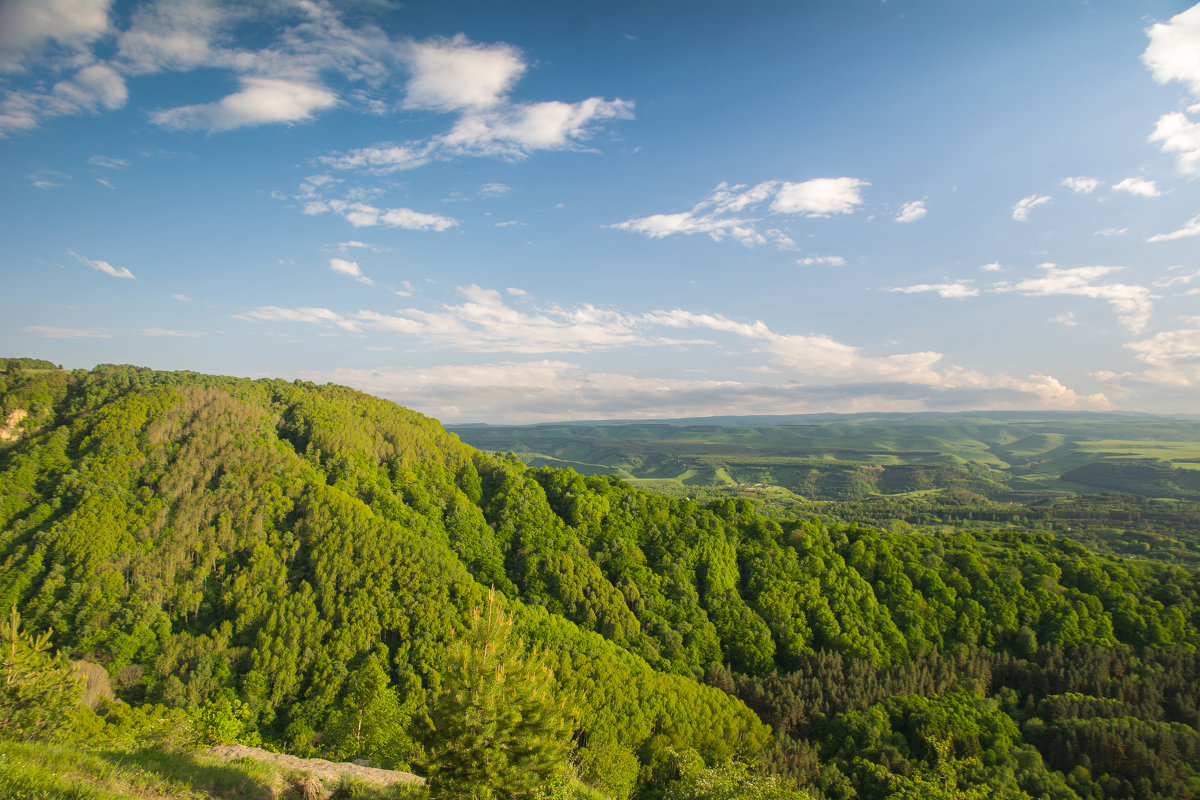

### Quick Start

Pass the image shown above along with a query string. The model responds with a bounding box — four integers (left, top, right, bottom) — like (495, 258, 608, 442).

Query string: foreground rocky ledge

(205, 744, 425, 790)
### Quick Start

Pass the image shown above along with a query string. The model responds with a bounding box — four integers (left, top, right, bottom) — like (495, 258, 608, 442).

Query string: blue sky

(2, 0, 1199, 423)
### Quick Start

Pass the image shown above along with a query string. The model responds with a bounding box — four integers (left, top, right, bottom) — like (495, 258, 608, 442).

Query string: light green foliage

(0, 607, 83, 740)
(426, 589, 575, 800)
(663, 754, 809, 800)
(192, 689, 260, 746)
(325, 648, 422, 768)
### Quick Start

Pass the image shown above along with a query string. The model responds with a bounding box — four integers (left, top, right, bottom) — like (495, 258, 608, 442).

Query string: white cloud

(140, 327, 203, 337)
(234, 305, 362, 332)
(435, 97, 635, 159)
(1154, 268, 1200, 292)
(88, 155, 129, 169)
(797, 255, 846, 267)
(478, 182, 512, 197)
(1149, 111, 1200, 175)
(1008, 264, 1154, 333)
(1147, 213, 1200, 242)
(22, 325, 110, 339)
(888, 281, 978, 299)
(1012, 194, 1051, 222)
(151, 77, 338, 132)
(1062, 176, 1099, 194)
(1123, 325, 1200, 386)
(980, 262, 1003, 272)
(0, 62, 128, 135)
(330, 257, 374, 285)
(0, 0, 112, 72)
(301, 361, 1110, 424)
(1143, 4, 1200, 97)
(1112, 177, 1161, 197)
(29, 169, 70, 189)
(319, 144, 431, 173)
(1095, 227, 1128, 237)
(894, 200, 927, 223)
(1055, 312, 1078, 326)
(115, 0, 222, 75)
(172, 293, 191, 301)
(770, 177, 869, 217)
(68, 249, 134, 279)
(402, 35, 525, 112)
(305, 199, 459, 231)
(241, 287, 1114, 420)
(613, 178, 868, 249)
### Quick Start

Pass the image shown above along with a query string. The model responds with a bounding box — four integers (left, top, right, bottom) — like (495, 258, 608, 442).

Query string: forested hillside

(2, 362, 1199, 799)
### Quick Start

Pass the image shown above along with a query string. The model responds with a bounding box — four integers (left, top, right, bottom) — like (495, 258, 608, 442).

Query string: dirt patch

(204, 744, 425, 791)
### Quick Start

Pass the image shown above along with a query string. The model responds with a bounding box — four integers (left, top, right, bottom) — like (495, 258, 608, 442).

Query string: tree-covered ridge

(1, 362, 1199, 798)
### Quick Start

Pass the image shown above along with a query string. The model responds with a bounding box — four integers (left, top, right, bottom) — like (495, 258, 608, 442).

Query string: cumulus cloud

(0, 0, 112, 72)
(1122, 324, 1200, 386)
(1147, 213, 1200, 242)
(68, 249, 134, 279)
(1112, 177, 1161, 197)
(980, 262, 1003, 272)
(894, 200, 927, 223)
(1012, 194, 1051, 222)
(151, 77, 338, 132)
(330, 257, 374, 285)
(1062, 176, 1099, 194)
(22, 325, 110, 339)
(1143, 6, 1200, 175)
(1008, 264, 1154, 333)
(402, 35, 525, 112)
(1149, 112, 1200, 175)
(1143, 4, 1200, 97)
(613, 178, 868, 249)
(770, 177, 869, 217)
(888, 281, 979, 299)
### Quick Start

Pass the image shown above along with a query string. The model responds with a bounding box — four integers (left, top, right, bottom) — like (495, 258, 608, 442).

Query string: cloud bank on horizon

(2, 0, 1200, 423)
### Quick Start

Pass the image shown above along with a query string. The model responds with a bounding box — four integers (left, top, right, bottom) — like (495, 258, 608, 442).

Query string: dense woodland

(2, 361, 1200, 799)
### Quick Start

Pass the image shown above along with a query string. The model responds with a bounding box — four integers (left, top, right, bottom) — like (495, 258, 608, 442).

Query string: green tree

(325, 648, 420, 768)
(425, 589, 575, 800)
(1, 607, 83, 740)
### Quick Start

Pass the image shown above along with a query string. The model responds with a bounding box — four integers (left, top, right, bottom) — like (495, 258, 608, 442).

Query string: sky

(2, 0, 1199, 424)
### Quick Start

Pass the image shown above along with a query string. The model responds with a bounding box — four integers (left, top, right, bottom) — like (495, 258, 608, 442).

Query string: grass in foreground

(0, 738, 427, 800)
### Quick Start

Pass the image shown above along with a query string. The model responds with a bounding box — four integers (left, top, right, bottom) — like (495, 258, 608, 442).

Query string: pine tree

(1, 607, 83, 740)
(426, 589, 575, 800)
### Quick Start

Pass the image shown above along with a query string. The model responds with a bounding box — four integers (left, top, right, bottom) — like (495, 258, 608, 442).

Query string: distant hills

(450, 411, 1200, 503)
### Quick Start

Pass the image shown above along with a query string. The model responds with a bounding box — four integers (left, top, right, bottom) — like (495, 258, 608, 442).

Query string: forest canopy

(1, 361, 1198, 799)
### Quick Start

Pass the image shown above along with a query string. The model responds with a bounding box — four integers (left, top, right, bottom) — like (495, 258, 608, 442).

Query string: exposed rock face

(205, 744, 426, 790)
(0, 408, 27, 442)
